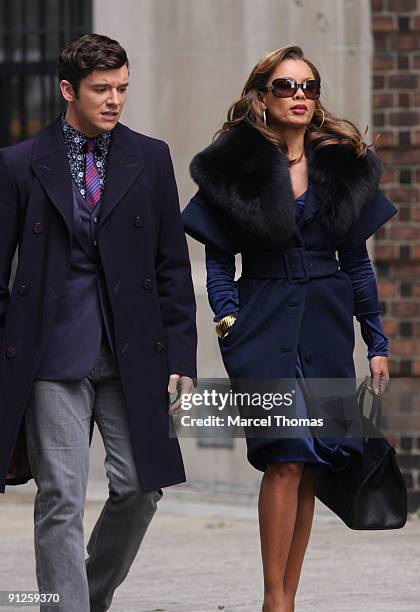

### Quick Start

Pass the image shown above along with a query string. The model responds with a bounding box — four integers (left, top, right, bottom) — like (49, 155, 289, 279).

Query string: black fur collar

(189, 122, 382, 247)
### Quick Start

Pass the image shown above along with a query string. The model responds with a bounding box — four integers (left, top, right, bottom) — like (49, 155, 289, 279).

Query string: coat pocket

(219, 278, 270, 348)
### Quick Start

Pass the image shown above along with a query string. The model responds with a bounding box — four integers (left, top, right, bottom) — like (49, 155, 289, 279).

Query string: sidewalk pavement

(0, 482, 419, 612)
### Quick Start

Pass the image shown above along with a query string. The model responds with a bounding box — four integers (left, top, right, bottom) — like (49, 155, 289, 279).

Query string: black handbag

(315, 379, 407, 530)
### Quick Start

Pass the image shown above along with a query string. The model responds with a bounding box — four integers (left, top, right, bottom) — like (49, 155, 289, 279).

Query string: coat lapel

(31, 117, 73, 241)
(31, 117, 145, 238)
(189, 123, 296, 247)
(99, 122, 144, 229)
(308, 136, 382, 236)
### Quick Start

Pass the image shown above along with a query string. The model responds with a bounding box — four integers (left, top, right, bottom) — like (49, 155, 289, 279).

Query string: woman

(182, 46, 397, 612)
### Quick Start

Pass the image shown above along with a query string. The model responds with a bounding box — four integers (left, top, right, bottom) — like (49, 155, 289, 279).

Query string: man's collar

(61, 112, 111, 155)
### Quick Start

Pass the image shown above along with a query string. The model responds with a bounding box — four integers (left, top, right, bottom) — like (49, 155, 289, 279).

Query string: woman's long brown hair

(214, 45, 379, 160)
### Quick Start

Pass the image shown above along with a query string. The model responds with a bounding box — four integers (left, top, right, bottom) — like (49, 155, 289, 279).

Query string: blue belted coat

(182, 122, 398, 471)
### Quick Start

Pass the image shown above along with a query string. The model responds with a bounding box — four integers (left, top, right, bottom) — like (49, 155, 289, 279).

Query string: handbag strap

(357, 380, 383, 430)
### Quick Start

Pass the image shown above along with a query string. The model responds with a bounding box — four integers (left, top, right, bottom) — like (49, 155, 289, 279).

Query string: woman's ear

(258, 92, 267, 111)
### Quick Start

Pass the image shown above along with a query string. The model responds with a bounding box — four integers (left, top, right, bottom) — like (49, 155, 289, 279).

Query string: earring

(262, 108, 267, 126)
(306, 108, 325, 132)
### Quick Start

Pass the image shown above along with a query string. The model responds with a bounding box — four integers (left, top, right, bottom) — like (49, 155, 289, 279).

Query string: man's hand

(367, 356, 390, 396)
(168, 374, 195, 415)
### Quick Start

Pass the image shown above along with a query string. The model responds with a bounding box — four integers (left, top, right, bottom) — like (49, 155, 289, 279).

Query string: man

(0, 33, 197, 611)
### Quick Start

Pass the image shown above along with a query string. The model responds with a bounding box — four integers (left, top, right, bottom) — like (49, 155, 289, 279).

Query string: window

(0, 0, 92, 145)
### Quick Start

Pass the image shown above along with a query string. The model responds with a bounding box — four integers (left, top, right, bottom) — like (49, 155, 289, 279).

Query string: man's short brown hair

(57, 33, 129, 96)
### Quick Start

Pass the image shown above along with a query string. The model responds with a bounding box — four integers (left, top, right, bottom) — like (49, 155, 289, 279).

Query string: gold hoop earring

(262, 108, 267, 126)
(307, 108, 325, 132)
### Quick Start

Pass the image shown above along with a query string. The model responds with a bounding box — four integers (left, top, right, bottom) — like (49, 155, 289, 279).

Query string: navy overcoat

(182, 123, 397, 466)
(0, 117, 197, 493)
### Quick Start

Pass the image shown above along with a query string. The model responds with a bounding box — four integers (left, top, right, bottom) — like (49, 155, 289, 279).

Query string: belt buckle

(283, 248, 308, 283)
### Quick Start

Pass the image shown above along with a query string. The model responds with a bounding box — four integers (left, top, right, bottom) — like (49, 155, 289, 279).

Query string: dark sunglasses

(261, 78, 321, 99)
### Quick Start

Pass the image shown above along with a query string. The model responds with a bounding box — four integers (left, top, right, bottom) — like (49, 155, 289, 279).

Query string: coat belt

(241, 248, 339, 283)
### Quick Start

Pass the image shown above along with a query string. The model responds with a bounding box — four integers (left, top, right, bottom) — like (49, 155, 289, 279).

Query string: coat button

(5, 346, 16, 359)
(134, 216, 144, 228)
(303, 350, 314, 364)
(32, 222, 44, 234)
(143, 278, 152, 290)
(155, 340, 165, 352)
(18, 285, 29, 296)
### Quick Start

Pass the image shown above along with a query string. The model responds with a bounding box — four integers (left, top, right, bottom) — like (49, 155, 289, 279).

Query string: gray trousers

(25, 337, 162, 612)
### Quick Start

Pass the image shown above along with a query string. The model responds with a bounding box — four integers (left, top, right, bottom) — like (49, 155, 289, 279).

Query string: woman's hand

(367, 356, 390, 396)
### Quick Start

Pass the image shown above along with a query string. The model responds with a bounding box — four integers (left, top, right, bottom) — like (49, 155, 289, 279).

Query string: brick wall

(371, 0, 420, 511)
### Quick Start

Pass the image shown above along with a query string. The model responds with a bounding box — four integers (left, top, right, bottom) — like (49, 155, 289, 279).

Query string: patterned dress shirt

(61, 113, 111, 199)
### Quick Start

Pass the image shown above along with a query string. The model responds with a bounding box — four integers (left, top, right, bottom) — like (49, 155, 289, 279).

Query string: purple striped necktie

(85, 138, 101, 209)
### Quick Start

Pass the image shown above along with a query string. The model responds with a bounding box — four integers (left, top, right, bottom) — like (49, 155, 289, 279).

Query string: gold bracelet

(215, 314, 237, 339)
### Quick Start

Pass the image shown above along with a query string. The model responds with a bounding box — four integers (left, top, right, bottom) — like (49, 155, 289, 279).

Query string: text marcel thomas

(178, 388, 324, 429)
